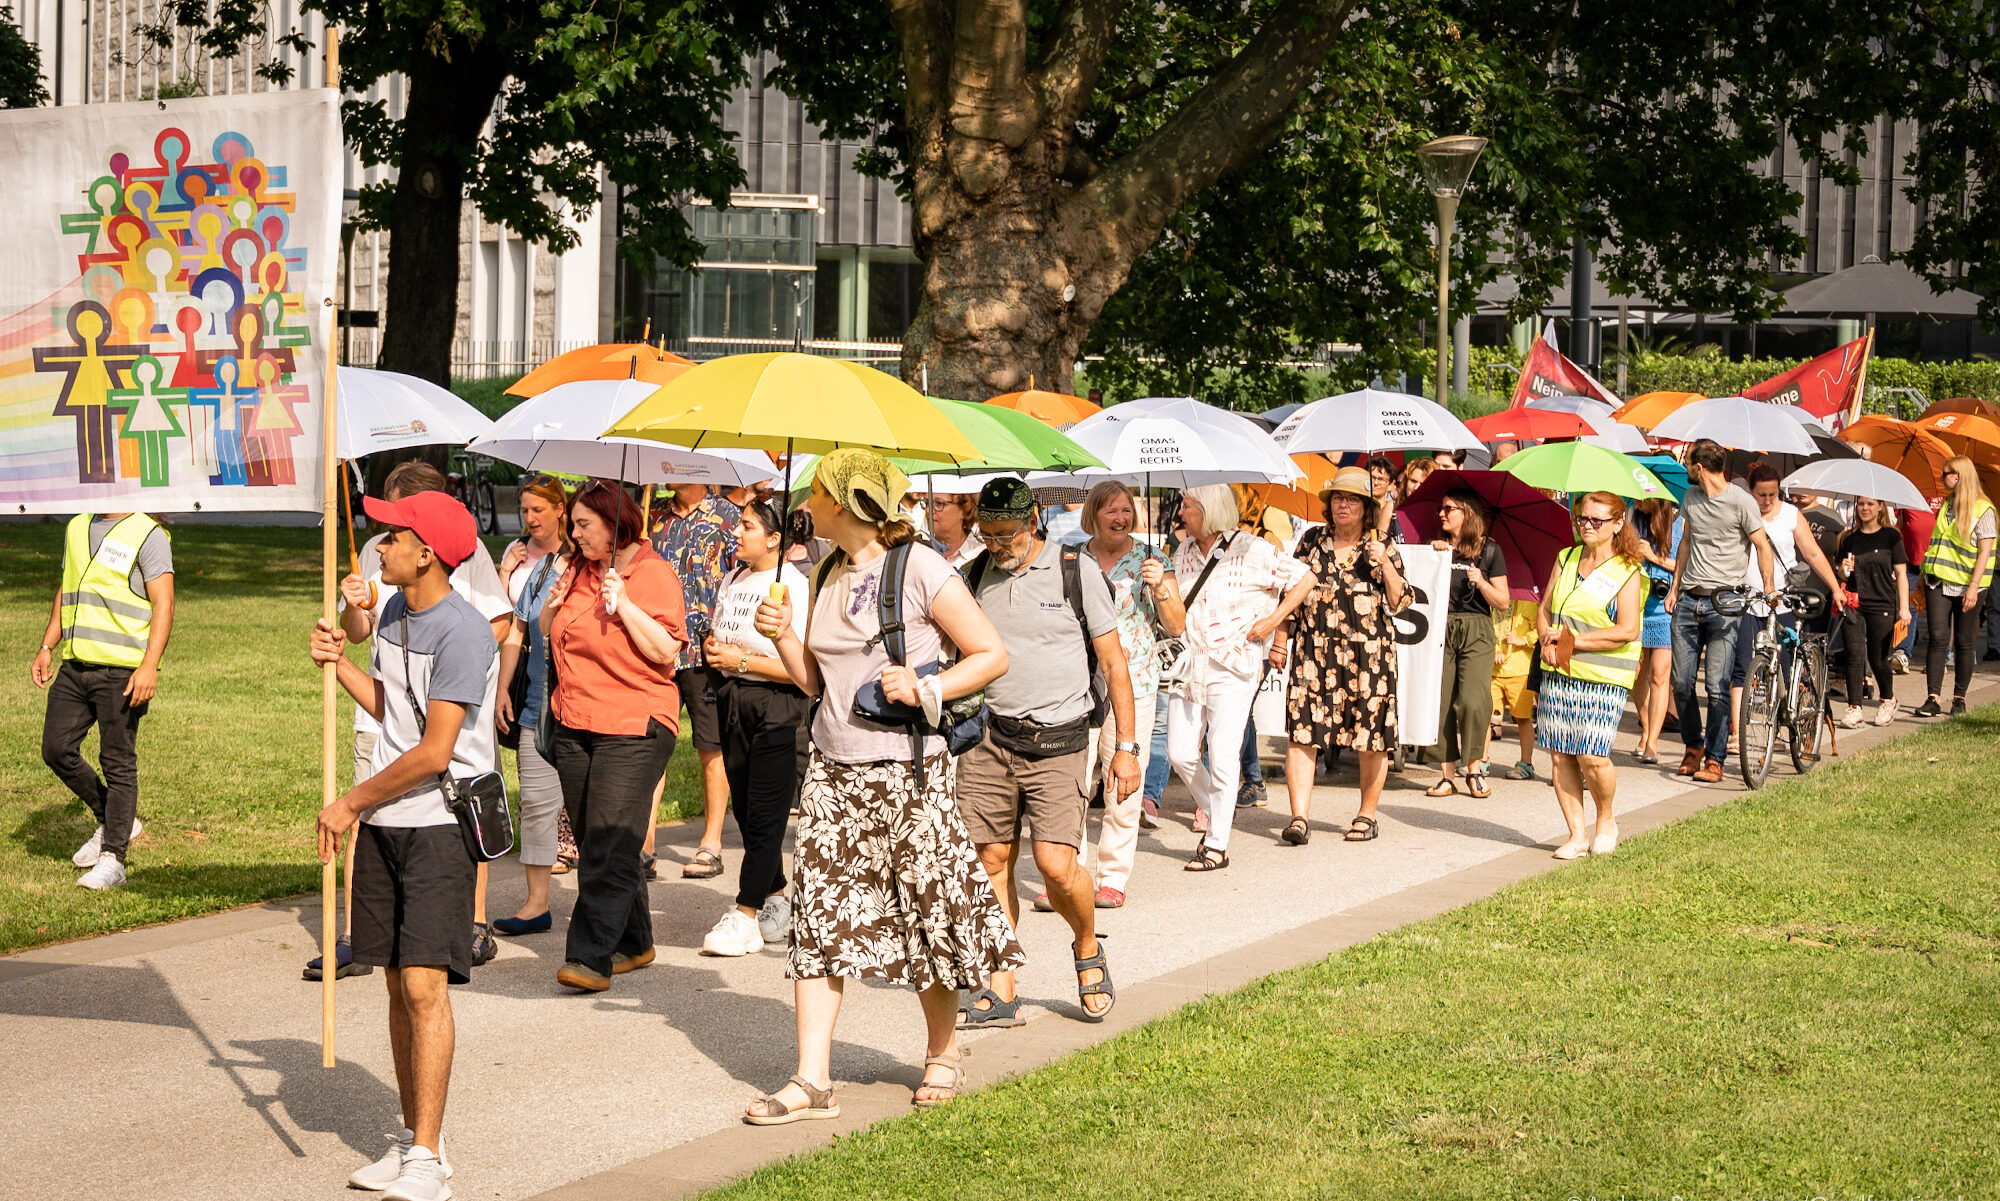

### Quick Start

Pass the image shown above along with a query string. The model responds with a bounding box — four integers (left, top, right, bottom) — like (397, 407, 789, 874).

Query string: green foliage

(449, 375, 527, 419)
(0, 5, 49, 108)
(1898, 7, 2000, 325)
(1624, 352, 2000, 411)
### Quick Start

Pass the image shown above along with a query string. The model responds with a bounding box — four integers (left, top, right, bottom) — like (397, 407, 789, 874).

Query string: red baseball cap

(363, 492, 479, 569)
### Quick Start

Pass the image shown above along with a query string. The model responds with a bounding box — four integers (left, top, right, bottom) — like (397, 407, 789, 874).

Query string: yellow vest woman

(1917, 456, 1996, 713)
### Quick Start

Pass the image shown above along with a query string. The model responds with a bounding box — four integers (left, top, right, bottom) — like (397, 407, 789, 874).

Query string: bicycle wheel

(476, 480, 500, 535)
(1737, 649, 1781, 789)
(1789, 641, 1827, 773)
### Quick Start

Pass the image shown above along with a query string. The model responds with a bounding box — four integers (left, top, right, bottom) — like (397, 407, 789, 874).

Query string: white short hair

(1181, 484, 1239, 538)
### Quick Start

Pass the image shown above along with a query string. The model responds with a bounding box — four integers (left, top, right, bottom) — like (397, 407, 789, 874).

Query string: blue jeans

(1142, 691, 1172, 802)
(1671, 594, 1740, 766)
(1240, 718, 1263, 786)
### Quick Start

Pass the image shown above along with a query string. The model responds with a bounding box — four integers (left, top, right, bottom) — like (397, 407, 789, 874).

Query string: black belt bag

(401, 614, 515, 863)
(988, 711, 1091, 759)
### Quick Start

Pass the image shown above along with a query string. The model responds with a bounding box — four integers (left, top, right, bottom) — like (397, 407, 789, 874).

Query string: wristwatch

(1114, 741, 1141, 755)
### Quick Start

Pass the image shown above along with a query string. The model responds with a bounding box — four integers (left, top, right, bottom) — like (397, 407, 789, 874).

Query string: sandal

(1184, 844, 1229, 872)
(1281, 817, 1310, 846)
(1425, 778, 1457, 797)
(1344, 816, 1379, 842)
(913, 1054, 964, 1107)
(956, 987, 1025, 1029)
(744, 1074, 840, 1126)
(1466, 773, 1492, 799)
(1074, 938, 1114, 1022)
(682, 848, 724, 880)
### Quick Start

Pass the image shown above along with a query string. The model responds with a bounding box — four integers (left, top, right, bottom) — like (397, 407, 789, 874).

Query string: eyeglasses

(976, 527, 1030, 546)
(1573, 514, 1618, 529)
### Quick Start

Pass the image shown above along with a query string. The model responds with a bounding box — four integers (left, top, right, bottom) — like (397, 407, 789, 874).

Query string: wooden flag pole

(1845, 324, 1876, 429)
(321, 23, 342, 1071)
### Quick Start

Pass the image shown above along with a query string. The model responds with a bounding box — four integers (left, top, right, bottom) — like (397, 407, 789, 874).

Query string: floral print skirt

(789, 750, 1025, 989)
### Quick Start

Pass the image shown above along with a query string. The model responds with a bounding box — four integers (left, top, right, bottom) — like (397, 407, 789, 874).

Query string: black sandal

(1425, 778, 1457, 797)
(682, 848, 724, 879)
(1074, 938, 1114, 1022)
(1184, 844, 1230, 872)
(1281, 818, 1310, 845)
(1466, 772, 1492, 799)
(956, 987, 1025, 1029)
(1344, 815, 1379, 842)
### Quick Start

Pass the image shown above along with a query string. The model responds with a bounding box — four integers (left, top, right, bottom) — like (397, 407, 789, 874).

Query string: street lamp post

(1416, 135, 1487, 406)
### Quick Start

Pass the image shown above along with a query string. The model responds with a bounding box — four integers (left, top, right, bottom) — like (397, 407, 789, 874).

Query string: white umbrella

(1274, 387, 1483, 455)
(1650, 395, 1819, 456)
(1521, 392, 1649, 453)
(1057, 398, 1300, 487)
(468, 379, 774, 485)
(334, 367, 495, 459)
(1782, 458, 1929, 511)
(1524, 393, 1620, 416)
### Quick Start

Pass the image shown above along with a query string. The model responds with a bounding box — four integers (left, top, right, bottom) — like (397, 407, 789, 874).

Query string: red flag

(1510, 332, 1620, 409)
(1741, 336, 1870, 424)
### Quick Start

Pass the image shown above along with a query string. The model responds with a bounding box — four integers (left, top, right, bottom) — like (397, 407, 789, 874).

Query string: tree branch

(887, 0, 951, 132)
(946, 0, 1039, 146)
(1032, 0, 1126, 131)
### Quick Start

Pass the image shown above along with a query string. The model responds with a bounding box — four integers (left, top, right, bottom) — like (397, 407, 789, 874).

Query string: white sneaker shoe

(1839, 707, 1867, 729)
(701, 908, 765, 956)
(382, 1149, 453, 1201)
(71, 817, 141, 867)
(756, 894, 793, 945)
(1874, 701, 1897, 726)
(351, 1130, 452, 1192)
(76, 855, 126, 890)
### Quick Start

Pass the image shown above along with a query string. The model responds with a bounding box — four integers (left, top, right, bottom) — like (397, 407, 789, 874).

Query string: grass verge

(707, 707, 2000, 1200)
(0, 521, 701, 953)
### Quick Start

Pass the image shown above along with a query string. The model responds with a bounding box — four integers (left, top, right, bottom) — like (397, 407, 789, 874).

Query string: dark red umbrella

(1399, 469, 1574, 601)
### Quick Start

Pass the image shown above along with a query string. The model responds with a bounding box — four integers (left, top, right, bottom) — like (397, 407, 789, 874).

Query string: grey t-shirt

(1680, 484, 1765, 591)
(89, 516, 172, 596)
(365, 590, 499, 828)
(969, 539, 1118, 724)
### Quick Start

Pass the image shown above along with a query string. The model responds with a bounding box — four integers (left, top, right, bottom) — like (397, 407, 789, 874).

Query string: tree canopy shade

(761, 0, 1991, 405)
(0, 5, 49, 109)
(136, 0, 750, 384)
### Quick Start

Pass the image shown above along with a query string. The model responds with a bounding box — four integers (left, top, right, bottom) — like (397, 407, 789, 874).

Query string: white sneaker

(351, 1130, 452, 1192)
(1874, 701, 1897, 726)
(701, 908, 765, 956)
(756, 894, 793, 944)
(382, 1149, 453, 1201)
(71, 817, 140, 868)
(1839, 707, 1867, 729)
(76, 855, 126, 890)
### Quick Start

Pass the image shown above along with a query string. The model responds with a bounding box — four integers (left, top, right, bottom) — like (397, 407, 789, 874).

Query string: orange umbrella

(1842, 415, 1954, 501)
(1248, 453, 1343, 520)
(1920, 396, 2000, 422)
(1612, 391, 1704, 430)
(1915, 410, 2000, 466)
(984, 388, 1101, 425)
(506, 343, 695, 398)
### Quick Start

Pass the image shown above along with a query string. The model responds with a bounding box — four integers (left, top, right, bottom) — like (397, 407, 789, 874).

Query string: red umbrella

(1464, 408, 1595, 443)
(1399, 469, 1574, 601)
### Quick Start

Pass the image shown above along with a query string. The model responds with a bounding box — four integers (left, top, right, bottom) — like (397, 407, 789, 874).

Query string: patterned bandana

(976, 477, 1037, 523)
(815, 447, 908, 519)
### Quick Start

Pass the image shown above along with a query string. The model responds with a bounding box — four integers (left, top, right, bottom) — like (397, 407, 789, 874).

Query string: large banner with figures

(0, 93, 340, 514)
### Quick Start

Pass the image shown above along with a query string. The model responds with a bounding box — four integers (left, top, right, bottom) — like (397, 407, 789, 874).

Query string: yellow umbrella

(605, 352, 978, 463)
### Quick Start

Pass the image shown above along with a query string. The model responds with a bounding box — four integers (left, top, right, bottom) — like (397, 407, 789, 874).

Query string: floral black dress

(1286, 527, 1404, 752)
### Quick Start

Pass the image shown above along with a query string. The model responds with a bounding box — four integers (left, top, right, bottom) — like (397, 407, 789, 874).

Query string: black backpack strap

(871, 542, 927, 783)
(1060, 546, 1101, 686)
(960, 549, 991, 590)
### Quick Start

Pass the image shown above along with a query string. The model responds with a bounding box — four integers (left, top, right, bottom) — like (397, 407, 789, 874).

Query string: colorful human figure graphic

(242, 354, 305, 487)
(35, 302, 144, 484)
(109, 356, 188, 487)
(187, 354, 254, 486)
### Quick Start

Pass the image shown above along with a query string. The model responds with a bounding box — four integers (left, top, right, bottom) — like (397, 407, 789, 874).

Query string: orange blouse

(546, 545, 688, 735)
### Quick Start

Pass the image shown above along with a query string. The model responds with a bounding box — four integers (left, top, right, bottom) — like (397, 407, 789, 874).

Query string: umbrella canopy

(334, 367, 495, 460)
(1613, 391, 1705, 430)
(1247, 453, 1343, 520)
(1275, 388, 1483, 456)
(983, 388, 1101, 426)
(1465, 408, 1594, 443)
(606, 352, 979, 462)
(1634, 454, 1691, 504)
(1494, 440, 1671, 500)
(505, 343, 694, 399)
(1914, 410, 2000, 464)
(1059, 398, 1299, 487)
(1920, 396, 2000, 422)
(1782, 458, 1931, 511)
(1780, 256, 1983, 322)
(1527, 396, 1651, 453)
(1841, 415, 1953, 500)
(1650, 395, 1819, 455)
(469, 379, 775, 485)
(1725, 430, 1856, 483)
(1524, 393, 1621, 416)
(886, 398, 1105, 475)
(1400, 469, 1573, 600)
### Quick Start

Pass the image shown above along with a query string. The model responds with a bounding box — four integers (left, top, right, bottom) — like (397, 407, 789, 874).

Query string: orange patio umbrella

(984, 388, 1102, 425)
(1611, 391, 1704, 430)
(1247, 453, 1343, 520)
(1842, 415, 1954, 501)
(506, 343, 695, 398)
(1914, 410, 2000, 466)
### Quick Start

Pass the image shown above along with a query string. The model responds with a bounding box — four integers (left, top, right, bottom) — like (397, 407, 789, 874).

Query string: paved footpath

(5, 669, 1988, 1201)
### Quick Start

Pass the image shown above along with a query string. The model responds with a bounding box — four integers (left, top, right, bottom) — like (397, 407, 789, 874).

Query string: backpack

(964, 544, 1113, 726)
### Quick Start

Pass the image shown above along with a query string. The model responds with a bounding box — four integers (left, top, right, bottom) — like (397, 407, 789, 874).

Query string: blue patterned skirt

(1640, 590, 1671, 649)
(1534, 672, 1630, 758)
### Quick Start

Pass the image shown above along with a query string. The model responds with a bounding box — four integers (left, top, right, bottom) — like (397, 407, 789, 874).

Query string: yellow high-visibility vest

(1549, 546, 1643, 689)
(59, 513, 162, 668)
(1922, 497, 1996, 589)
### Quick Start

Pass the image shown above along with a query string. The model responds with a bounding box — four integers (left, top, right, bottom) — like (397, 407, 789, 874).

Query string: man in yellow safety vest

(32, 511, 176, 890)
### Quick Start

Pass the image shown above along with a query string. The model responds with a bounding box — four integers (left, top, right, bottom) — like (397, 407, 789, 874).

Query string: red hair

(570, 479, 647, 549)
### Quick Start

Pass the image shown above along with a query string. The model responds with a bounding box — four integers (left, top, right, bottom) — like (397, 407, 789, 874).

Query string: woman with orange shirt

(541, 480, 689, 993)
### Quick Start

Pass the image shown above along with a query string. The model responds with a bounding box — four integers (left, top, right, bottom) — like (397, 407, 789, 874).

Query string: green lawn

(708, 709, 2000, 1200)
(0, 521, 702, 953)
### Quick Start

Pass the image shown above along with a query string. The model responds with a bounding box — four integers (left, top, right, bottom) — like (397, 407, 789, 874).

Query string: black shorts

(680, 666, 723, 752)
(350, 823, 477, 984)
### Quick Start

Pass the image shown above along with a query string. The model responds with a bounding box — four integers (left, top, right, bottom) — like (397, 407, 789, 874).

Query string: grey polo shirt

(969, 538, 1118, 724)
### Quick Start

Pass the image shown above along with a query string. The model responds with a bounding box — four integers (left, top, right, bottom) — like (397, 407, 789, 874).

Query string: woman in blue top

(1629, 497, 1680, 764)
(493, 476, 573, 934)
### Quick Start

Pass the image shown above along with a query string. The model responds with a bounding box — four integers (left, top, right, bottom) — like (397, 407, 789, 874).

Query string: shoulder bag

(1156, 534, 1232, 693)
(402, 613, 514, 862)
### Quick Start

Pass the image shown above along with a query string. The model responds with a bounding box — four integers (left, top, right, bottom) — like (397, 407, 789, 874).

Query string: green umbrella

(1493, 441, 1671, 500)
(895, 397, 1106, 474)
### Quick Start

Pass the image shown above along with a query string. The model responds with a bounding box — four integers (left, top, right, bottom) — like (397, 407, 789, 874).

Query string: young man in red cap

(307, 489, 497, 1201)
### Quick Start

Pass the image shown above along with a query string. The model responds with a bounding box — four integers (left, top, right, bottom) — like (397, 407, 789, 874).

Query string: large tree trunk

(893, 0, 1355, 401)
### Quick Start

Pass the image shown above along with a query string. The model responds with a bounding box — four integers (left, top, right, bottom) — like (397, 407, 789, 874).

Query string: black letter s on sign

(1393, 583, 1429, 646)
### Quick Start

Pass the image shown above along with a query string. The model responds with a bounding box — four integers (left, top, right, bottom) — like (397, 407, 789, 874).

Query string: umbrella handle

(338, 461, 375, 609)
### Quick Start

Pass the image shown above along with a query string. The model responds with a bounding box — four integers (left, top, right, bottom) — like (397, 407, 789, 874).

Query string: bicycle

(1718, 586, 1836, 789)
(447, 449, 501, 535)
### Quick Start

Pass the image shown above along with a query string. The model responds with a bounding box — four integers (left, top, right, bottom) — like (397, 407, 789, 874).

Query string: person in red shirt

(540, 480, 688, 992)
